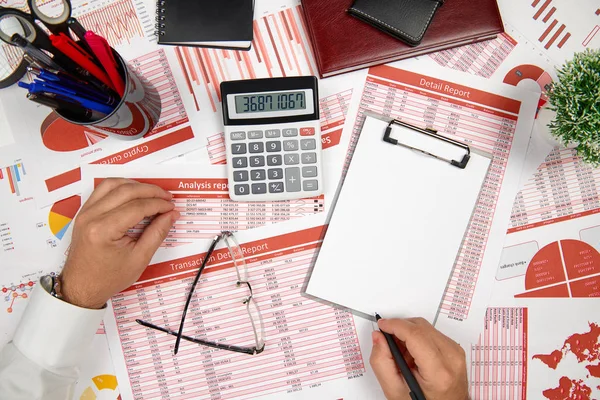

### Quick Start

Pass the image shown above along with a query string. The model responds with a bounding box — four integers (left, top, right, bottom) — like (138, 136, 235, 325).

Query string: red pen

(85, 32, 126, 97)
(50, 33, 116, 92)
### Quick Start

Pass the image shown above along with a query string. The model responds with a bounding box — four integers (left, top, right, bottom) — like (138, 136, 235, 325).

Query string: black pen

(375, 313, 427, 400)
(27, 93, 105, 122)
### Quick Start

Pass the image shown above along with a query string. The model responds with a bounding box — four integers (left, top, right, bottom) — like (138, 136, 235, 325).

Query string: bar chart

(0, 162, 26, 197)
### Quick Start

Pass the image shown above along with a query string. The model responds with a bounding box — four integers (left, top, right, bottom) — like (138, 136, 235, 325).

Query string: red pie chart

(41, 113, 108, 152)
(516, 240, 600, 298)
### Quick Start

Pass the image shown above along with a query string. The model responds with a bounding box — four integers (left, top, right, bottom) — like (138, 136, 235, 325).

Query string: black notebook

(157, 0, 254, 50)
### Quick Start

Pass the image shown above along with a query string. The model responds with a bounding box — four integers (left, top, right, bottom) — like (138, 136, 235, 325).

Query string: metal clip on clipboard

(382, 119, 471, 169)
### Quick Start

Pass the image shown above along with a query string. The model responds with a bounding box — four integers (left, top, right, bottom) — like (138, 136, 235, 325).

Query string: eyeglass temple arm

(136, 319, 262, 355)
(173, 234, 221, 355)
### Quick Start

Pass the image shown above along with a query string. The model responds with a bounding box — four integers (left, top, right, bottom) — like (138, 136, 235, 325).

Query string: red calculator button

(300, 127, 315, 136)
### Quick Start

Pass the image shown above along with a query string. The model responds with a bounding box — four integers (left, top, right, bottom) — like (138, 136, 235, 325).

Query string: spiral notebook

(156, 0, 254, 49)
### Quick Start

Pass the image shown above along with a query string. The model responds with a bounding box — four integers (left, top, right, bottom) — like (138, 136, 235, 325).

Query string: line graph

(2, 280, 33, 313)
(0, 162, 26, 196)
(174, 5, 317, 113)
(74, 0, 145, 47)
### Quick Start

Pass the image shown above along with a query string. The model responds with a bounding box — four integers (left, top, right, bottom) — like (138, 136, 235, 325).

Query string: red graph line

(5, 167, 14, 194)
(76, 0, 143, 46)
(534, 0, 552, 20)
(264, 17, 285, 77)
(254, 23, 272, 77)
(545, 24, 566, 49)
(174, 47, 199, 111)
(582, 28, 597, 47)
(543, 7, 556, 22)
(294, 5, 315, 76)
(540, 19, 558, 42)
(279, 12, 302, 76)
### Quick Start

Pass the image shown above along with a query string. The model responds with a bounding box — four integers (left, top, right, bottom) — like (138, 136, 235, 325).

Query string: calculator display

(235, 91, 306, 113)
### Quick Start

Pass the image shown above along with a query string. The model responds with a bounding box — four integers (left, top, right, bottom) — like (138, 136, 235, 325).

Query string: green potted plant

(544, 48, 600, 164)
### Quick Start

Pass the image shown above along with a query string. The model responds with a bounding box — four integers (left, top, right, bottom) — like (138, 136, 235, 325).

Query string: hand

(370, 317, 468, 400)
(60, 179, 180, 309)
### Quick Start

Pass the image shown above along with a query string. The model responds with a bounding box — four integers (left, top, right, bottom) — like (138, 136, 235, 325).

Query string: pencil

(375, 313, 427, 400)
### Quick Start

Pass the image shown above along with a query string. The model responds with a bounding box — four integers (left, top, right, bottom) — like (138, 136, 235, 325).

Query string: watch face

(40, 273, 60, 298)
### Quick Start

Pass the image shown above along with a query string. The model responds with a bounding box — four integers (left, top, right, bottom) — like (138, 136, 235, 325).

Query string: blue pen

(27, 67, 117, 105)
(19, 82, 115, 115)
(33, 77, 116, 106)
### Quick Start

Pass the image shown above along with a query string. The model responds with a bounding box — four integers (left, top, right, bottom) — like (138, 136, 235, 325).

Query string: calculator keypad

(227, 123, 322, 200)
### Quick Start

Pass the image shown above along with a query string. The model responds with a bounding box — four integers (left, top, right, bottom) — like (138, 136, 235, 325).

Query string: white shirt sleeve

(0, 279, 105, 400)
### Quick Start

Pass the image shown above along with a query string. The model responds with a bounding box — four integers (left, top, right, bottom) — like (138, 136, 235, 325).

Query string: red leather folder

(301, 0, 504, 78)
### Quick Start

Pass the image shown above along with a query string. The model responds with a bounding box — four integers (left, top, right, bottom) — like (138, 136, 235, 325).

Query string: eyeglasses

(136, 231, 265, 356)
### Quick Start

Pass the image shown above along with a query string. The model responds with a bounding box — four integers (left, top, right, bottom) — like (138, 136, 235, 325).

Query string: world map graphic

(533, 322, 600, 399)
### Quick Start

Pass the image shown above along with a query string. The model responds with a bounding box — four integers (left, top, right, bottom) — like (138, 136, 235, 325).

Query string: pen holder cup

(54, 50, 161, 140)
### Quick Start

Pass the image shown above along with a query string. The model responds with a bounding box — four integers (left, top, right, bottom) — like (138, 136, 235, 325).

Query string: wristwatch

(40, 274, 63, 300)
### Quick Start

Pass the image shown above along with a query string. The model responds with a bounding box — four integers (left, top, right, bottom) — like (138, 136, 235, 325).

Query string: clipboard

(306, 113, 492, 322)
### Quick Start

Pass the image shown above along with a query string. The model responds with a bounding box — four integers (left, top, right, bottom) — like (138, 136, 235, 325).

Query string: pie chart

(503, 64, 553, 113)
(516, 240, 600, 298)
(41, 113, 108, 152)
(49, 195, 81, 240)
(79, 374, 120, 400)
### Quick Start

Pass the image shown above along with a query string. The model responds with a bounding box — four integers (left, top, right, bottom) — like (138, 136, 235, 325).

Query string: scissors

(0, 0, 85, 79)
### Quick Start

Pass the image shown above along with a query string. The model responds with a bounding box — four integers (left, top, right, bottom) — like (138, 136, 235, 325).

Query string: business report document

(103, 216, 385, 400)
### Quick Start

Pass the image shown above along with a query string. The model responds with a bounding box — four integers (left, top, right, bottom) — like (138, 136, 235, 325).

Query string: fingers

(87, 181, 172, 216)
(370, 331, 408, 400)
(134, 210, 180, 264)
(104, 198, 176, 238)
(378, 318, 443, 376)
(83, 178, 134, 210)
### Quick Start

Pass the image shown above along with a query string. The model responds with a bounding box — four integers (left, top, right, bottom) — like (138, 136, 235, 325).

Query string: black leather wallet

(348, 0, 444, 46)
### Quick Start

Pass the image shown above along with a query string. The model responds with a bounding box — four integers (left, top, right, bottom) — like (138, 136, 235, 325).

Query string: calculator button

(300, 127, 315, 136)
(269, 182, 284, 193)
(250, 156, 265, 167)
(231, 131, 246, 140)
(232, 157, 248, 168)
(248, 130, 263, 139)
(284, 153, 299, 165)
(301, 139, 316, 150)
(231, 143, 247, 154)
(265, 129, 281, 138)
(249, 142, 264, 153)
(268, 168, 283, 180)
(303, 180, 319, 191)
(266, 141, 281, 152)
(284, 140, 299, 151)
(252, 183, 267, 194)
(301, 152, 316, 164)
(285, 167, 301, 192)
(234, 184, 250, 196)
(267, 155, 282, 166)
(251, 169, 266, 181)
(233, 170, 249, 182)
(282, 128, 298, 137)
(302, 166, 317, 178)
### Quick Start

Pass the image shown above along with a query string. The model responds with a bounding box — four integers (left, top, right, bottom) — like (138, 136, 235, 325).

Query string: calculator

(221, 77, 323, 201)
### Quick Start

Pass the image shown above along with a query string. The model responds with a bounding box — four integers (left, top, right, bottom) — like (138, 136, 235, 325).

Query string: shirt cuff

(12, 279, 106, 370)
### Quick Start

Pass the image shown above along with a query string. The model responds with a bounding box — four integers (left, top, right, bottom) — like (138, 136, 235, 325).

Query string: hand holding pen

(371, 316, 469, 400)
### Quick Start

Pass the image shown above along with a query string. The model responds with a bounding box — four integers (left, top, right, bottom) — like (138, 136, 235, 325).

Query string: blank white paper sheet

(306, 115, 491, 322)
